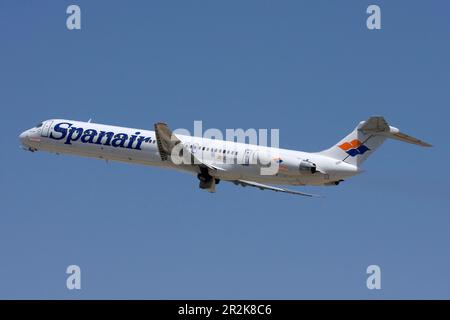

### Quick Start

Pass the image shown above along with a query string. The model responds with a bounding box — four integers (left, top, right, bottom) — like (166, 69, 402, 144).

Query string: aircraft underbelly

(210, 164, 326, 186)
(34, 138, 163, 166)
(32, 135, 337, 187)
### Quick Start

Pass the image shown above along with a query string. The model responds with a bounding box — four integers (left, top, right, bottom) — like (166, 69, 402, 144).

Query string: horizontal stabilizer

(359, 116, 390, 133)
(317, 116, 432, 167)
(388, 130, 432, 147)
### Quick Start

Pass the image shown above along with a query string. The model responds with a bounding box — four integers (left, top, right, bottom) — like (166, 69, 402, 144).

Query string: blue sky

(0, 1, 449, 299)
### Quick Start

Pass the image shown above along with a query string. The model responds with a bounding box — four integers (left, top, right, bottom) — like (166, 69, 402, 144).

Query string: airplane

(19, 116, 431, 197)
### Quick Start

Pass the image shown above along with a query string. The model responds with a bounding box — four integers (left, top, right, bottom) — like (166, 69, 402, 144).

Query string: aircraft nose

(19, 130, 28, 143)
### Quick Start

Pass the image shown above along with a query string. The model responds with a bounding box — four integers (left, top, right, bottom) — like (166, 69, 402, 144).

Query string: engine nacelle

(299, 159, 317, 174)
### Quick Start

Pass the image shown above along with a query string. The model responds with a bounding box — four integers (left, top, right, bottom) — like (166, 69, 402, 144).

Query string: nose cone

(19, 130, 29, 144)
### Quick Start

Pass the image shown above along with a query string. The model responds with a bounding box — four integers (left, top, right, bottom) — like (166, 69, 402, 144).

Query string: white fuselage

(19, 119, 360, 186)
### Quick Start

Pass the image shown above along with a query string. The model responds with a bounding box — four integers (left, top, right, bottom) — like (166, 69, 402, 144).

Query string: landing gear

(197, 173, 213, 187)
(197, 167, 218, 192)
(197, 173, 216, 192)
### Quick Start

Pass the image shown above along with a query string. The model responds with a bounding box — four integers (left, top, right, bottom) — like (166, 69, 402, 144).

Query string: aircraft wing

(232, 180, 322, 197)
(154, 122, 222, 173)
(155, 122, 321, 197)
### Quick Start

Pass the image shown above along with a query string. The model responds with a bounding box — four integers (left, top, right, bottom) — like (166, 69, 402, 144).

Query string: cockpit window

(35, 122, 43, 128)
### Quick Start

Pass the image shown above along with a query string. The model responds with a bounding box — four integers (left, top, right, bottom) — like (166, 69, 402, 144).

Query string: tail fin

(318, 116, 431, 167)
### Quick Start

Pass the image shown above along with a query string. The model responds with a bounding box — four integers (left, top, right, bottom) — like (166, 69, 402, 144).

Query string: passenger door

(41, 121, 53, 137)
(243, 149, 252, 166)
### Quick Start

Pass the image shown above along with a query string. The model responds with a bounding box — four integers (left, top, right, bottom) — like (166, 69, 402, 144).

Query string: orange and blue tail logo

(339, 139, 370, 157)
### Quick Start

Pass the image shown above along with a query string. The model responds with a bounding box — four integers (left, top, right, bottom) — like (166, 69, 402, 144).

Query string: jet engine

(299, 159, 317, 174)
